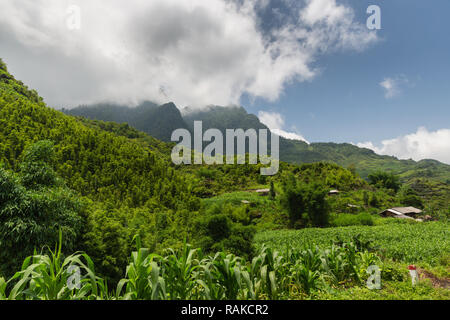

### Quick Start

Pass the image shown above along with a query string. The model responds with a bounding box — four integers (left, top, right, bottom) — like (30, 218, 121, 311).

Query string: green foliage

(280, 140, 450, 186)
(0, 64, 196, 210)
(1, 59, 448, 301)
(1, 237, 386, 300)
(116, 236, 166, 300)
(68, 103, 450, 191)
(201, 190, 288, 230)
(195, 206, 256, 260)
(206, 214, 232, 241)
(399, 187, 424, 209)
(19, 140, 58, 189)
(4, 233, 107, 300)
(256, 221, 450, 266)
(0, 64, 203, 281)
(0, 142, 84, 277)
(368, 171, 401, 192)
(330, 212, 375, 227)
(269, 180, 276, 200)
(280, 173, 330, 228)
(65, 102, 189, 142)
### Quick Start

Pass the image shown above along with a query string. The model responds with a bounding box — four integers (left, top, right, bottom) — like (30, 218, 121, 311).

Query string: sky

(0, 0, 449, 164)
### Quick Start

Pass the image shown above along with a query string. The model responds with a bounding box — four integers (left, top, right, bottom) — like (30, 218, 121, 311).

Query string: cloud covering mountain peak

(0, 0, 377, 108)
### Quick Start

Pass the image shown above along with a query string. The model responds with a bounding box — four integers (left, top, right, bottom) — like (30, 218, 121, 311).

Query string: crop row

(1, 236, 381, 300)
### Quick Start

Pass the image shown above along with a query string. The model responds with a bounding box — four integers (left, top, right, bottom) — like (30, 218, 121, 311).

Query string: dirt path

(418, 268, 450, 289)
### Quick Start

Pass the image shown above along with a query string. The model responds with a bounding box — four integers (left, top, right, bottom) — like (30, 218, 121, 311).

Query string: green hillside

(183, 105, 267, 132)
(182, 106, 450, 184)
(65, 102, 450, 187)
(0, 59, 201, 279)
(64, 101, 189, 141)
(281, 141, 450, 181)
(0, 58, 448, 300)
(59, 97, 450, 209)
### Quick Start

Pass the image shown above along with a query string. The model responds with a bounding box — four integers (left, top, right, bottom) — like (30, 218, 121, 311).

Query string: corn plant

(290, 263, 321, 295)
(0, 277, 6, 300)
(195, 259, 226, 300)
(0, 231, 386, 300)
(5, 236, 106, 300)
(248, 246, 282, 300)
(116, 236, 166, 300)
(210, 252, 243, 300)
(320, 245, 350, 284)
(357, 251, 381, 283)
(299, 247, 323, 272)
(161, 244, 201, 299)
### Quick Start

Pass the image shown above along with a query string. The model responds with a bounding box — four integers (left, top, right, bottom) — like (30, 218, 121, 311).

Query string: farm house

(379, 207, 423, 219)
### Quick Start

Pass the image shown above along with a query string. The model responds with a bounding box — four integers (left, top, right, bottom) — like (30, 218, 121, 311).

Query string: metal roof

(390, 207, 422, 214)
(380, 207, 422, 216)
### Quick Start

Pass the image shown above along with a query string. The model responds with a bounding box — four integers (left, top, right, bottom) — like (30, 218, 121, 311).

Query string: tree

(369, 194, 380, 208)
(368, 171, 401, 192)
(363, 191, 370, 206)
(399, 187, 424, 209)
(269, 180, 276, 200)
(280, 174, 330, 228)
(19, 140, 58, 189)
(0, 141, 84, 277)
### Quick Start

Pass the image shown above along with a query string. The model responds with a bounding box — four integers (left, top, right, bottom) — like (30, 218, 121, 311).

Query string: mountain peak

(0, 58, 6, 71)
(159, 102, 178, 111)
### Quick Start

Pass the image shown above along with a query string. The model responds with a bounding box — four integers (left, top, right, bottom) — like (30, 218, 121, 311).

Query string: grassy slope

(281, 141, 450, 183)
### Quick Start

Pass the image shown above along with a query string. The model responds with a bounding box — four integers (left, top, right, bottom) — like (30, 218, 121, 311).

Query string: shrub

(0, 142, 84, 277)
(330, 213, 374, 227)
(206, 214, 232, 241)
(195, 210, 256, 260)
(368, 171, 401, 192)
(280, 174, 330, 228)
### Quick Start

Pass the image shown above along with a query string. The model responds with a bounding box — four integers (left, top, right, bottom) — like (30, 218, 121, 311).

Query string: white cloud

(357, 127, 450, 165)
(380, 75, 409, 99)
(0, 0, 377, 108)
(258, 111, 308, 143)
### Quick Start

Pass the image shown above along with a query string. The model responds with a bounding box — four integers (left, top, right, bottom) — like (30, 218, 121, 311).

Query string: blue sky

(244, 0, 450, 144)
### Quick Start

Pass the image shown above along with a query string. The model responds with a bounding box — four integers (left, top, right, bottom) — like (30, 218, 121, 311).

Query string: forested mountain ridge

(181, 106, 450, 183)
(280, 140, 450, 183)
(0, 62, 195, 208)
(0, 58, 201, 278)
(67, 102, 450, 185)
(64, 101, 189, 141)
(183, 105, 267, 132)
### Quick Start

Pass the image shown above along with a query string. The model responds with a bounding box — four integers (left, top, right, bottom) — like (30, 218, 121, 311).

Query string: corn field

(0, 235, 381, 300)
